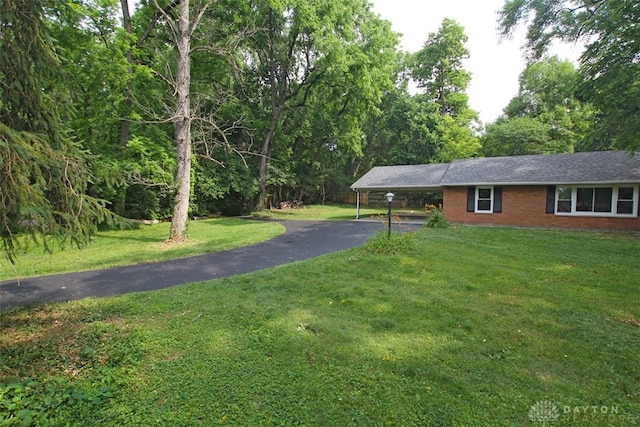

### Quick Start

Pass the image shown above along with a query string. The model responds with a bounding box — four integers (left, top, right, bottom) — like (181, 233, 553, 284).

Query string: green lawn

(0, 218, 284, 281)
(251, 203, 388, 221)
(0, 204, 403, 281)
(1, 224, 638, 426)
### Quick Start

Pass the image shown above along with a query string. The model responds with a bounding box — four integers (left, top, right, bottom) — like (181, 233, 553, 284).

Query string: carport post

(355, 191, 360, 219)
(386, 192, 394, 238)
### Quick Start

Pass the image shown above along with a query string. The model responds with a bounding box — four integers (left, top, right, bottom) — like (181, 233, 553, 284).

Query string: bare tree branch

(138, 0, 180, 47)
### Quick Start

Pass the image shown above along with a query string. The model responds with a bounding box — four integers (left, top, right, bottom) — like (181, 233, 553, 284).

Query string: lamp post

(385, 192, 394, 238)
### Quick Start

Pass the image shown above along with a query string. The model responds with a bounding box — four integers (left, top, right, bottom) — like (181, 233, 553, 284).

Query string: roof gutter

(440, 180, 640, 187)
(351, 185, 445, 192)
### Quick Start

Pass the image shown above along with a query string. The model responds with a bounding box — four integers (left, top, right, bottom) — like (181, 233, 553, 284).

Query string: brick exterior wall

(443, 186, 640, 231)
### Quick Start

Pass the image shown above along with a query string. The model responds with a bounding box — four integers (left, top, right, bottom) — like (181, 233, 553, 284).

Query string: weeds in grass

(0, 377, 112, 426)
(0, 303, 145, 425)
(363, 230, 417, 254)
(1, 226, 638, 425)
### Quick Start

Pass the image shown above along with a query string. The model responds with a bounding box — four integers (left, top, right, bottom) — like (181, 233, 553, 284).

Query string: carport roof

(350, 163, 450, 191)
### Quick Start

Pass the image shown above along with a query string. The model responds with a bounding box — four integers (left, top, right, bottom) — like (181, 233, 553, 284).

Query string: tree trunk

(257, 107, 282, 210)
(169, 0, 192, 242)
(256, 8, 286, 210)
(118, 0, 133, 147)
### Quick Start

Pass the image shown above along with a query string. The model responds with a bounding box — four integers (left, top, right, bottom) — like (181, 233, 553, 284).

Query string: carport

(350, 163, 450, 219)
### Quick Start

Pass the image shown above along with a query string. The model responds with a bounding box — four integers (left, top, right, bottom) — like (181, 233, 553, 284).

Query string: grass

(252, 203, 388, 221)
(0, 218, 284, 281)
(1, 224, 639, 426)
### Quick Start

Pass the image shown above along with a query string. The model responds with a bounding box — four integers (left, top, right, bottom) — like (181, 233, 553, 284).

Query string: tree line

(1, 0, 638, 257)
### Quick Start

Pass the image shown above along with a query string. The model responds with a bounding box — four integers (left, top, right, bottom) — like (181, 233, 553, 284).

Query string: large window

(555, 185, 638, 217)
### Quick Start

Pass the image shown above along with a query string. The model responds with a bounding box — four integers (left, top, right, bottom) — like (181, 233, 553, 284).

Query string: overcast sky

(368, 0, 584, 124)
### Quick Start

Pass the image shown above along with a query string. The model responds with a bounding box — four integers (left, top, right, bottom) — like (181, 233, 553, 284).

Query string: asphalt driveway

(0, 220, 389, 310)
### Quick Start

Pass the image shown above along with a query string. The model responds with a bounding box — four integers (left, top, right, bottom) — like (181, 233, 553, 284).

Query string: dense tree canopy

(3, 0, 635, 259)
(239, 0, 398, 208)
(482, 116, 553, 157)
(499, 0, 640, 151)
(484, 56, 595, 156)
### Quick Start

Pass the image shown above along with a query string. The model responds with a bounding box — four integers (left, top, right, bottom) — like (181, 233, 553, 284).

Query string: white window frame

(554, 184, 639, 217)
(475, 186, 494, 213)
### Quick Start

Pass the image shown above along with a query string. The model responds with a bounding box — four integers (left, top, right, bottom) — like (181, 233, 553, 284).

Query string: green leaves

(499, 0, 640, 151)
(0, 371, 114, 424)
(411, 18, 471, 116)
(243, 0, 399, 205)
(363, 230, 417, 255)
(0, 0, 120, 263)
(482, 116, 553, 156)
(0, 124, 111, 263)
(484, 56, 596, 156)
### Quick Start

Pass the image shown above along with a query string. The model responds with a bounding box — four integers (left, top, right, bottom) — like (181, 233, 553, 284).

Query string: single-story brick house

(350, 151, 640, 231)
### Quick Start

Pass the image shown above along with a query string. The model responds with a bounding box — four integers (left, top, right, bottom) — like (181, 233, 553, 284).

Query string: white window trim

(475, 186, 494, 213)
(555, 184, 639, 218)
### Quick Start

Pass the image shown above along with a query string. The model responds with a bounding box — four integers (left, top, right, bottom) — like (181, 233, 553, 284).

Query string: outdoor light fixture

(385, 192, 394, 238)
(386, 192, 395, 204)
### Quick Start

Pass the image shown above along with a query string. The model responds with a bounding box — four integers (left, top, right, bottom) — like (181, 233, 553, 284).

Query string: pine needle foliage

(0, 0, 116, 263)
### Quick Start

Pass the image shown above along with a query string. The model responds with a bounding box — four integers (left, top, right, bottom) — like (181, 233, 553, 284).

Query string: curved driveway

(0, 220, 389, 310)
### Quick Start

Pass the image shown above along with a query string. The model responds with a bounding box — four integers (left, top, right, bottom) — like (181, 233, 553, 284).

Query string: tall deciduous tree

(499, 0, 640, 151)
(411, 18, 471, 118)
(147, 0, 213, 242)
(0, 0, 113, 262)
(169, 0, 195, 241)
(244, 0, 397, 208)
(409, 18, 480, 162)
(48, 0, 134, 208)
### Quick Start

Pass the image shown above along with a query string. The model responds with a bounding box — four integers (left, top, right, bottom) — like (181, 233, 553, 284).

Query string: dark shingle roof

(441, 151, 640, 185)
(351, 151, 640, 191)
(350, 163, 450, 191)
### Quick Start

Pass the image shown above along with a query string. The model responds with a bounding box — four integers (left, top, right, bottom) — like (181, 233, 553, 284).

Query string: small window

(556, 187, 572, 213)
(617, 187, 634, 214)
(476, 187, 493, 212)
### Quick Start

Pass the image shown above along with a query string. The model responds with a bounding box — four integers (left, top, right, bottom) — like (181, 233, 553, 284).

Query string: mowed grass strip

(1, 226, 639, 426)
(0, 218, 284, 280)
(252, 203, 390, 221)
